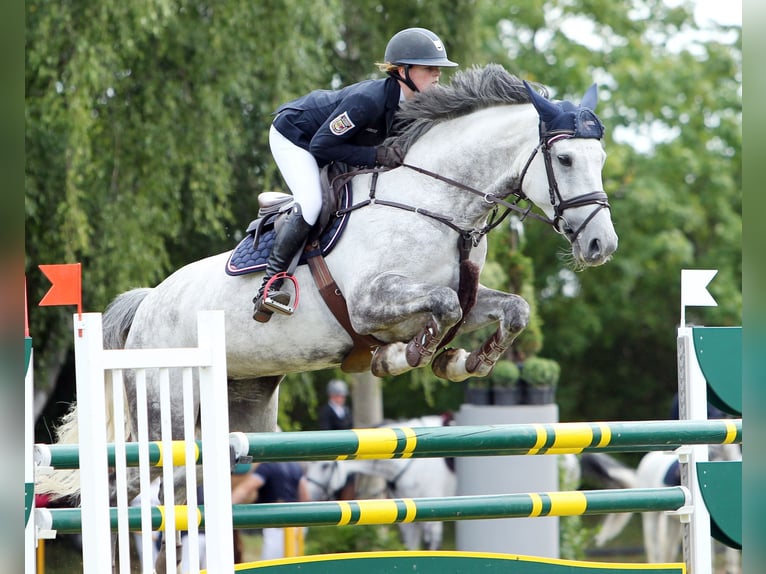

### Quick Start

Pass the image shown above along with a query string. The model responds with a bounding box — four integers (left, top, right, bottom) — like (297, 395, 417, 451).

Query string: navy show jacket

(272, 76, 402, 168)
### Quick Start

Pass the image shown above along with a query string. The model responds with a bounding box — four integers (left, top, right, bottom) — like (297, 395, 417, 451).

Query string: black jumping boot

(253, 208, 313, 322)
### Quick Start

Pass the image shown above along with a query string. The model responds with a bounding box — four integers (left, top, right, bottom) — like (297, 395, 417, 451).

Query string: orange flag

(39, 263, 82, 315)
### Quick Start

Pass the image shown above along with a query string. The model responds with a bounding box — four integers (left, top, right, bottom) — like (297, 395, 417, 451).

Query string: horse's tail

(36, 288, 153, 500)
(581, 452, 638, 489)
(583, 452, 639, 547)
(103, 287, 153, 349)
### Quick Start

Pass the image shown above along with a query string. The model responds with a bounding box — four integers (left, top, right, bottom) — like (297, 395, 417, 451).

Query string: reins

(333, 161, 543, 250)
(334, 132, 610, 248)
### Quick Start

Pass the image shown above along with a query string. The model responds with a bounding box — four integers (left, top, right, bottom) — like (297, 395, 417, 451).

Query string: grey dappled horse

(41, 65, 617, 569)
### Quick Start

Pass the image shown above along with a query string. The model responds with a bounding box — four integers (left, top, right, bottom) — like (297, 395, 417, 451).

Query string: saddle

(225, 162, 352, 276)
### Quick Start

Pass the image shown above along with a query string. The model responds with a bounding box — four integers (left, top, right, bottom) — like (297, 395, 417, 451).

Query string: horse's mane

(389, 64, 548, 152)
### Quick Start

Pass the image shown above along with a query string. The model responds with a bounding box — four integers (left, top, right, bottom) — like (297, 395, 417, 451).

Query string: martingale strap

(305, 242, 383, 373)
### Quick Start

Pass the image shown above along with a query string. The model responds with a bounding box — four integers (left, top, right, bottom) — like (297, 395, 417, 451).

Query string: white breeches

(269, 124, 323, 226)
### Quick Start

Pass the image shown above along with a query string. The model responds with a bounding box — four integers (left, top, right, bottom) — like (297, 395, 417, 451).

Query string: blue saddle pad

(225, 187, 351, 276)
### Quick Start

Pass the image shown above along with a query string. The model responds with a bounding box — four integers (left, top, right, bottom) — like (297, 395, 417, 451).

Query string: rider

(253, 27, 459, 322)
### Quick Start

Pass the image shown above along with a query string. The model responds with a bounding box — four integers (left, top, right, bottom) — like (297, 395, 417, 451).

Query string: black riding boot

(253, 209, 312, 322)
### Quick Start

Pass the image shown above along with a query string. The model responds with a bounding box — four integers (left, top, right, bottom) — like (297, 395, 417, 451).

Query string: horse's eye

(558, 154, 572, 167)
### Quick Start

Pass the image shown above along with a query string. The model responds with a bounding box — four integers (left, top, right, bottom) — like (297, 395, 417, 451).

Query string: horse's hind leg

(432, 286, 529, 381)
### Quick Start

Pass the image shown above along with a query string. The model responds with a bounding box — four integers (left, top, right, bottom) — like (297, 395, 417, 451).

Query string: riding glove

(375, 143, 405, 168)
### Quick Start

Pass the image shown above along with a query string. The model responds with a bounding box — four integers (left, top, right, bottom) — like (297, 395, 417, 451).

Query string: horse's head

(390, 66, 617, 267)
(305, 460, 349, 501)
(520, 81, 618, 266)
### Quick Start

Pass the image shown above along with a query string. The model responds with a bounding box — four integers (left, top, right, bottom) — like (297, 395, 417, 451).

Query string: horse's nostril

(589, 238, 602, 260)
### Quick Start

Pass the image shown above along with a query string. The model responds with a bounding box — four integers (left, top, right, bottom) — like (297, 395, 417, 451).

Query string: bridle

(532, 131, 611, 241)
(399, 130, 610, 245)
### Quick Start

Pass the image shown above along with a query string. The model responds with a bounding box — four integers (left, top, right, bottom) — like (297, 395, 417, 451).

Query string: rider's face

(399, 65, 442, 98)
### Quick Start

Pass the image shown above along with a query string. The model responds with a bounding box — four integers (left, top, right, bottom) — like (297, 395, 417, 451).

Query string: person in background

(253, 27, 458, 321)
(231, 461, 310, 560)
(318, 378, 353, 431)
(316, 378, 356, 498)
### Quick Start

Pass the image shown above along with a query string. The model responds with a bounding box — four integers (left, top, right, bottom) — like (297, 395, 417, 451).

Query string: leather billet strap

(305, 243, 383, 373)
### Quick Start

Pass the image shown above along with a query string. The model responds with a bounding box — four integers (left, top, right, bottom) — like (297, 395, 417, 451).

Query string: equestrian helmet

(327, 379, 349, 397)
(384, 28, 458, 68)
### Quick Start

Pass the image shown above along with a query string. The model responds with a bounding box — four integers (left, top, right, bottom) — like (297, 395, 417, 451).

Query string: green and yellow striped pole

(40, 486, 688, 533)
(36, 419, 741, 469)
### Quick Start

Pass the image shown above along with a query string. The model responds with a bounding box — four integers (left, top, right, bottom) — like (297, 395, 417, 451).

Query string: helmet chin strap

(388, 66, 419, 93)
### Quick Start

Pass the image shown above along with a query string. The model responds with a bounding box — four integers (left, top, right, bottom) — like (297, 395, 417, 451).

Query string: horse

(593, 444, 741, 573)
(305, 416, 457, 550)
(39, 64, 617, 569)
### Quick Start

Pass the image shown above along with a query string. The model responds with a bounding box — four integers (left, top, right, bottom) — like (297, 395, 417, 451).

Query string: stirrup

(261, 291, 295, 316)
(253, 293, 292, 323)
(253, 273, 300, 322)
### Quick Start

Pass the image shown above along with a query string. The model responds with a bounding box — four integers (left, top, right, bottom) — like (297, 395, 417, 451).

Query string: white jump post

(677, 269, 717, 574)
(72, 310, 233, 573)
(25, 338, 36, 574)
(73, 313, 112, 573)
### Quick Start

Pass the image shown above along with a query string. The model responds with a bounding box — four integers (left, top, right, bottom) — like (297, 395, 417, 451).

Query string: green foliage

(479, 0, 741, 422)
(304, 524, 406, 554)
(382, 370, 465, 418)
(521, 356, 561, 387)
(465, 377, 488, 390)
(25, 0, 343, 394)
(490, 360, 520, 387)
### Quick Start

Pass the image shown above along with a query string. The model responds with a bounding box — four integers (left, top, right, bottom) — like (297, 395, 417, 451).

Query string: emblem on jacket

(329, 111, 356, 135)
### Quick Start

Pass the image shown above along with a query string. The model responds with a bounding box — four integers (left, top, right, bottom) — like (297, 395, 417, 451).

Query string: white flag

(681, 269, 718, 307)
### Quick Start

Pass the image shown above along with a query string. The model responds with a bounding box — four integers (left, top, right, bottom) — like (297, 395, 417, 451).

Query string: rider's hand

(375, 143, 405, 168)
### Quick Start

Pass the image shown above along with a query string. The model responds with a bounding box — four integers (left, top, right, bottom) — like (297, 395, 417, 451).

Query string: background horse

(39, 65, 617, 566)
(592, 444, 741, 573)
(638, 444, 741, 573)
(305, 454, 456, 550)
(305, 416, 457, 550)
(304, 416, 637, 552)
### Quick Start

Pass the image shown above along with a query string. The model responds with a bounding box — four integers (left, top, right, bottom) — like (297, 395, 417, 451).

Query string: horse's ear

(581, 83, 598, 111)
(523, 80, 560, 125)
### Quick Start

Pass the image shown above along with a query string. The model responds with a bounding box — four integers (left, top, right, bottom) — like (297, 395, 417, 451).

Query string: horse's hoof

(371, 342, 411, 377)
(431, 348, 472, 381)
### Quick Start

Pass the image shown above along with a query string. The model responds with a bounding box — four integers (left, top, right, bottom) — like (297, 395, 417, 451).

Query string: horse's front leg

(349, 274, 463, 377)
(432, 285, 529, 381)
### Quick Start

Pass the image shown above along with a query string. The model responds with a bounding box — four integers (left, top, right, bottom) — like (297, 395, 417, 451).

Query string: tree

(25, 0, 486, 429)
(25, 0, 344, 416)
(479, 0, 741, 421)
